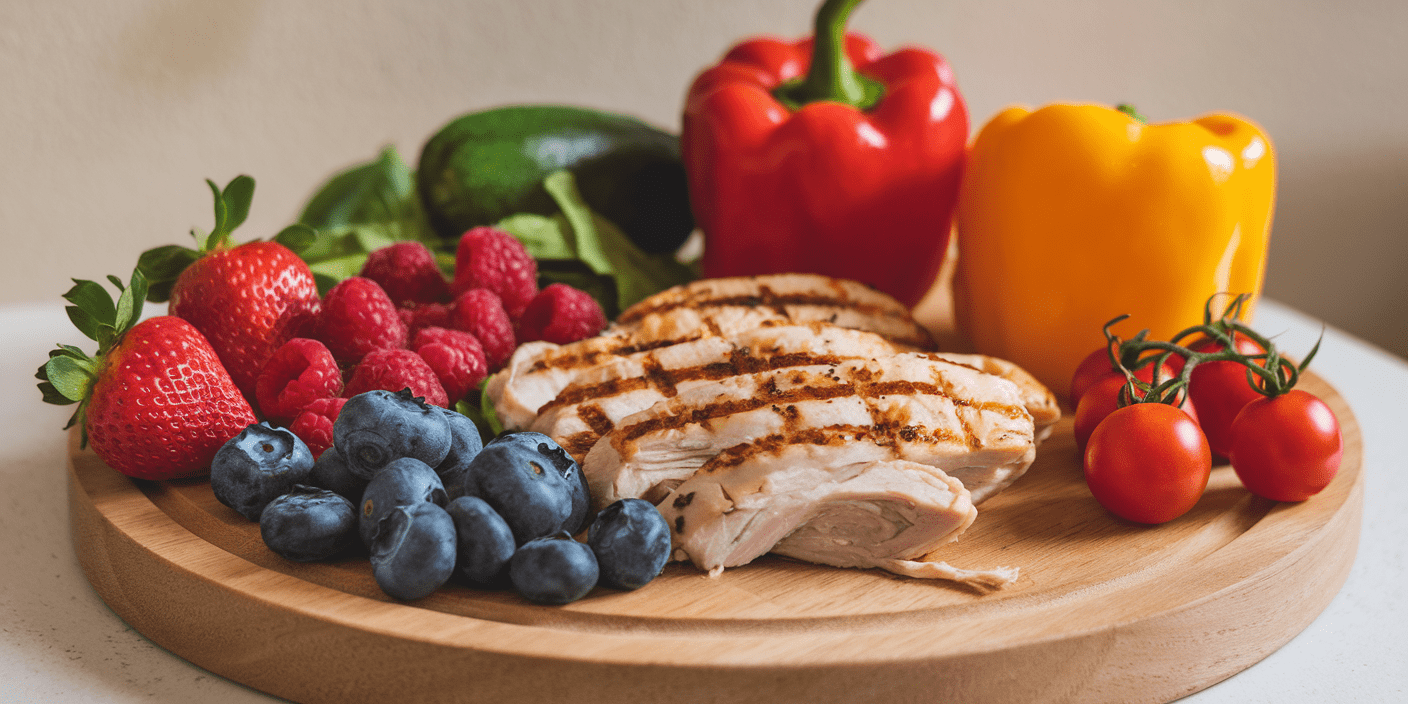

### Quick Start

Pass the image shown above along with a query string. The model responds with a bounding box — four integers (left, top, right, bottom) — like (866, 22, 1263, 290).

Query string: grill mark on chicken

(537, 348, 862, 413)
(560, 431, 600, 459)
(576, 404, 615, 437)
(525, 335, 698, 375)
(613, 376, 1025, 449)
(617, 290, 910, 327)
(696, 424, 967, 475)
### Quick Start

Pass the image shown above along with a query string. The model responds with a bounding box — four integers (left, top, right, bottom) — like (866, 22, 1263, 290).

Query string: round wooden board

(68, 370, 1362, 704)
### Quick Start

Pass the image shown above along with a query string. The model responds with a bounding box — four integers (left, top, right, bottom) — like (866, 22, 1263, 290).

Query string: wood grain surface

(67, 366, 1363, 704)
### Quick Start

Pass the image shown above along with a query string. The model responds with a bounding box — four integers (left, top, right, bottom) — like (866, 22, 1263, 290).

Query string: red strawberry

(38, 271, 257, 480)
(139, 176, 320, 403)
(319, 276, 408, 366)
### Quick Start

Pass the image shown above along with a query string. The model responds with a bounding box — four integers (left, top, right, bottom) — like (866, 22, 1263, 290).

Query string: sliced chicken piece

(484, 273, 933, 433)
(924, 352, 1061, 441)
(615, 273, 937, 350)
(583, 353, 1037, 512)
(531, 323, 903, 459)
(656, 442, 1017, 590)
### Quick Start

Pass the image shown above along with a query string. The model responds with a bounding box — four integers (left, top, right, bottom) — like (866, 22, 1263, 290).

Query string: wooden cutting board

(68, 366, 1362, 704)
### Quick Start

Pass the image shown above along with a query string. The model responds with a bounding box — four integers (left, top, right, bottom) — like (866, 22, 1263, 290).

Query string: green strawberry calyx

(36, 268, 150, 444)
(136, 175, 316, 302)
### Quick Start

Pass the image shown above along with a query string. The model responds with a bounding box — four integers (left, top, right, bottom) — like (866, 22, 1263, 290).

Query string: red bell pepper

(681, 0, 967, 307)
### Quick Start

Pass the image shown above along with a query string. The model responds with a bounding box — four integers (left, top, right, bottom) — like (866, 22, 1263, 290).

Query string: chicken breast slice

(655, 442, 1017, 590)
(531, 323, 904, 458)
(583, 353, 1037, 511)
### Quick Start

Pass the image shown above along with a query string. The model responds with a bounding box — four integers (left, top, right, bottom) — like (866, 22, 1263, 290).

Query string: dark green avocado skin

(417, 105, 694, 254)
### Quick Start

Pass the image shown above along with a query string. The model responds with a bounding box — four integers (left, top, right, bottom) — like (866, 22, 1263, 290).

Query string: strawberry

(138, 176, 320, 405)
(37, 270, 257, 480)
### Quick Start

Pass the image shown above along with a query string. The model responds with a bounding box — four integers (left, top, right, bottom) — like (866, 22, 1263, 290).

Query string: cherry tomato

(1073, 372, 1198, 453)
(1228, 390, 1343, 502)
(1084, 403, 1212, 524)
(1069, 347, 1179, 407)
(1179, 333, 1266, 457)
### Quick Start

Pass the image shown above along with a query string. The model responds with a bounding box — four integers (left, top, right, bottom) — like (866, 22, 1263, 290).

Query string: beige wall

(4, 0, 1405, 358)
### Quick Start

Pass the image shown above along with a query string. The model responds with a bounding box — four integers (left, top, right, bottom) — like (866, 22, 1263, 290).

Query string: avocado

(416, 105, 694, 255)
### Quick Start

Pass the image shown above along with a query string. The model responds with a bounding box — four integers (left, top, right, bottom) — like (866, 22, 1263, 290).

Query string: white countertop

(1, 298, 1403, 703)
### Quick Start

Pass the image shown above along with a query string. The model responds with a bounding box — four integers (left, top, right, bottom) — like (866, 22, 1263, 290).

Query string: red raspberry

(344, 348, 449, 407)
(411, 327, 488, 403)
(398, 301, 454, 337)
(517, 283, 607, 345)
(360, 241, 451, 306)
(318, 276, 408, 365)
(452, 226, 538, 320)
(255, 337, 343, 426)
(450, 288, 517, 371)
(288, 397, 347, 459)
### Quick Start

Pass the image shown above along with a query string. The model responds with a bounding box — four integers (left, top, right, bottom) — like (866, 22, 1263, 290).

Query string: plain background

(2, 0, 1405, 358)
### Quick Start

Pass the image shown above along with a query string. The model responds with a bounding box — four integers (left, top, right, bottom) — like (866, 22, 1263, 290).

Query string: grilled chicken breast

(582, 353, 1037, 511)
(613, 273, 937, 350)
(530, 323, 903, 458)
(485, 273, 934, 431)
(656, 444, 1017, 590)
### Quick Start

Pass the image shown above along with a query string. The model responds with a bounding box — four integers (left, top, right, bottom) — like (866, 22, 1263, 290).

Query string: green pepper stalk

(774, 0, 885, 111)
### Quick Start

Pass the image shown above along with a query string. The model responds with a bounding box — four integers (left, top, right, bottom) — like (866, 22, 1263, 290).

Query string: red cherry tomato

(1228, 390, 1343, 502)
(1173, 333, 1265, 457)
(1073, 372, 1198, 453)
(1070, 347, 1179, 408)
(1084, 403, 1212, 524)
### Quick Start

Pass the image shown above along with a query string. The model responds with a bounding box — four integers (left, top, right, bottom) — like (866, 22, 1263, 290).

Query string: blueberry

(334, 389, 452, 479)
(369, 502, 457, 601)
(509, 532, 598, 605)
(210, 422, 315, 521)
(259, 485, 359, 562)
(434, 407, 484, 499)
(308, 446, 368, 504)
(461, 442, 572, 545)
(489, 432, 590, 534)
(588, 498, 671, 590)
(359, 457, 448, 547)
(445, 496, 515, 587)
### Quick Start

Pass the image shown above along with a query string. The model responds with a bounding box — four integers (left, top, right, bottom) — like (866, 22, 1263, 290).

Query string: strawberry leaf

(221, 175, 256, 235)
(65, 306, 103, 341)
(44, 355, 95, 403)
(136, 244, 200, 303)
(204, 179, 227, 248)
(63, 279, 116, 323)
(37, 381, 77, 406)
(113, 269, 147, 333)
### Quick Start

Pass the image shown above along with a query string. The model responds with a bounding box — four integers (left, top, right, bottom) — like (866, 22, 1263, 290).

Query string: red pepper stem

(774, 0, 884, 111)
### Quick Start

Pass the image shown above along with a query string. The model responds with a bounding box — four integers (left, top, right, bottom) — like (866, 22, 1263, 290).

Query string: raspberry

(398, 301, 454, 338)
(288, 397, 348, 459)
(411, 327, 489, 403)
(450, 288, 517, 371)
(452, 226, 538, 320)
(318, 276, 408, 366)
(344, 348, 449, 408)
(255, 337, 344, 426)
(360, 241, 451, 306)
(517, 283, 607, 345)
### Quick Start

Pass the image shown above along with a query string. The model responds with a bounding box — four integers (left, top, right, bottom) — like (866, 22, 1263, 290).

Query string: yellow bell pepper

(952, 103, 1276, 395)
